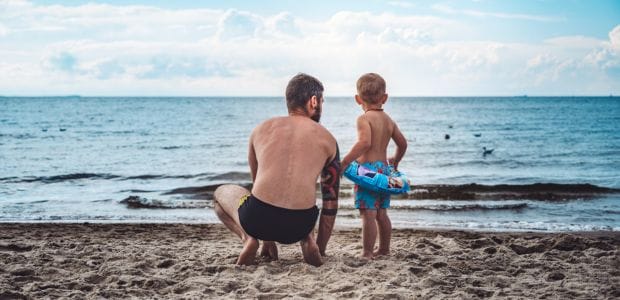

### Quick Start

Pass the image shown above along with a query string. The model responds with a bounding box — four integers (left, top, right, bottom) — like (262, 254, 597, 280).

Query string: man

(214, 73, 341, 266)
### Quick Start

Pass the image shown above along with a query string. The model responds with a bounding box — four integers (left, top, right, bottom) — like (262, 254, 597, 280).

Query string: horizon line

(1, 95, 618, 98)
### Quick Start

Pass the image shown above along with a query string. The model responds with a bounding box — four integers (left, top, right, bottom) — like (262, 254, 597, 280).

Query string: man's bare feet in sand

(300, 235, 323, 266)
(260, 241, 278, 260)
(237, 237, 259, 265)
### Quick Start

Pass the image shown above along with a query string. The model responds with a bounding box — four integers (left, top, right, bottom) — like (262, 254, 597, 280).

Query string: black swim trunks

(238, 194, 319, 244)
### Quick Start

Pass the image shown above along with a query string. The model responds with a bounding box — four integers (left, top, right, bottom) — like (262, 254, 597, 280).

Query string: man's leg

(260, 241, 278, 260)
(213, 184, 248, 240)
(213, 184, 259, 265)
(374, 208, 391, 257)
(360, 209, 377, 259)
(300, 232, 323, 267)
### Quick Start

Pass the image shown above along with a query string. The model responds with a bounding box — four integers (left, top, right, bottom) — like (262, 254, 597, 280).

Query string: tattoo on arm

(320, 145, 341, 215)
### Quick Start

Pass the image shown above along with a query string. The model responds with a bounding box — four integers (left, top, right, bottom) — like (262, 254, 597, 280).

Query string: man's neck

(288, 110, 310, 118)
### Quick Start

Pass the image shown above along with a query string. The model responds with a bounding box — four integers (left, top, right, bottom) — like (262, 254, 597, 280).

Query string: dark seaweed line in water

(121, 182, 620, 205)
(0, 172, 250, 184)
(118, 195, 529, 211)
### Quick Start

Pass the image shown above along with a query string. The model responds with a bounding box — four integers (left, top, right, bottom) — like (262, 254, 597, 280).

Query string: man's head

(356, 73, 387, 105)
(286, 73, 324, 122)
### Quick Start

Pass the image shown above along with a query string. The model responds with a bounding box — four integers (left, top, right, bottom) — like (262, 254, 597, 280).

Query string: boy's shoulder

(357, 111, 395, 124)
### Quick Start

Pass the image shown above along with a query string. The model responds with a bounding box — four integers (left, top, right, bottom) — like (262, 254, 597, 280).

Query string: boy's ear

(381, 93, 388, 104)
(355, 95, 363, 105)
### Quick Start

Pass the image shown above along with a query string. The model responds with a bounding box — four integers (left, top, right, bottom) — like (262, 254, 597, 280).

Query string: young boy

(341, 73, 407, 259)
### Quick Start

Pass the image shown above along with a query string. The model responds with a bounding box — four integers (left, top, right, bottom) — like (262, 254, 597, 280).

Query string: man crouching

(214, 73, 341, 266)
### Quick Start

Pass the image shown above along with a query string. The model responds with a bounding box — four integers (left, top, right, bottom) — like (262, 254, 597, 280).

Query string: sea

(1, 96, 619, 231)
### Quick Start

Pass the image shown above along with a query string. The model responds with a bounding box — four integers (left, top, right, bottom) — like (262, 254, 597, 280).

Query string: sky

(1, 0, 619, 96)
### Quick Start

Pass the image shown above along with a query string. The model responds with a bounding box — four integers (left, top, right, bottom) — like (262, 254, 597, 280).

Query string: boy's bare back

(356, 110, 397, 164)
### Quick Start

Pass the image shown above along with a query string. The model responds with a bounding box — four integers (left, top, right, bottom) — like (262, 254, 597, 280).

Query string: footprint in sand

(546, 272, 565, 281)
(342, 256, 369, 268)
(157, 259, 175, 268)
(483, 247, 497, 255)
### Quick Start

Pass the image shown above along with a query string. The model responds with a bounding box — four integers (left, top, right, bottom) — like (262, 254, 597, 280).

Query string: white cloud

(0, 1, 617, 96)
(432, 4, 564, 22)
(388, 1, 414, 9)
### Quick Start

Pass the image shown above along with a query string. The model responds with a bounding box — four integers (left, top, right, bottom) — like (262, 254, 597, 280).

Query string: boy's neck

(363, 104, 384, 112)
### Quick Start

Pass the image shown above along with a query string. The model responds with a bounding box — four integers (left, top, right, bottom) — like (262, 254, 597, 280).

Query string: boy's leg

(360, 209, 377, 259)
(375, 208, 391, 256)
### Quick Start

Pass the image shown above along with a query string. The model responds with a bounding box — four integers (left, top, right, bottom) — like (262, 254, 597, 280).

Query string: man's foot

(260, 241, 278, 260)
(236, 237, 259, 265)
(300, 239, 323, 267)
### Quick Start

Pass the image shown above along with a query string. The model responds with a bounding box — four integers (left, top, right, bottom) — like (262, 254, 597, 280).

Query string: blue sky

(1, 0, 619, 96)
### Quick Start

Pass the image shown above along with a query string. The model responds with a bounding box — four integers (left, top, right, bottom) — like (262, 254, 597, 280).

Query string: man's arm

(316, 145, 341, 256)
(248, 132, 258, 182)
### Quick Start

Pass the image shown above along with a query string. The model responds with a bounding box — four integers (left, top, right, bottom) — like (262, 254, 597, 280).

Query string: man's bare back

(250, 115, 337, 209)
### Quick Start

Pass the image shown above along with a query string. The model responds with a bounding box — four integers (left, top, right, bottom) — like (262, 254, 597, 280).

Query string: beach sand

(1, 223, 618, 299)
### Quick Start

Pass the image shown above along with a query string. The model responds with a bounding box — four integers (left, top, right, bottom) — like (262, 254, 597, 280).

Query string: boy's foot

(373, 249, 389, 257)
(360, 251, 374, 260)
(260, 241, 278, 260)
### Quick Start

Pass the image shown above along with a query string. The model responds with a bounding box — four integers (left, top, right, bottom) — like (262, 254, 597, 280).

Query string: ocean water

(1, 96, 619, 231)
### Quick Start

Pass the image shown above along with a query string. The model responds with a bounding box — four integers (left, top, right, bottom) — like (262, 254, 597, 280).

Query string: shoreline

(1, 223, 619, 299)
(0, 221, 617, 233)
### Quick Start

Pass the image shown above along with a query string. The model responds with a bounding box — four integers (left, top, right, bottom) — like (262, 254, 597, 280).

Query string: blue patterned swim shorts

(354, 161, 391, 210)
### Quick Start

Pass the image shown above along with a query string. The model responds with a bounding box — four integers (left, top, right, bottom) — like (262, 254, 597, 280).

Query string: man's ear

(310, 95, 318, 109)
(381, 93, 388, 104)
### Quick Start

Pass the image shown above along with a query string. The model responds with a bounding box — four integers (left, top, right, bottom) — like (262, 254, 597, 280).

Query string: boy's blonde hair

(356, 73, 386, 104)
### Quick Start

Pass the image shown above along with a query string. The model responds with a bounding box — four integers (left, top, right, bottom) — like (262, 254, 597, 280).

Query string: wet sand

(1, 223, 618, 299)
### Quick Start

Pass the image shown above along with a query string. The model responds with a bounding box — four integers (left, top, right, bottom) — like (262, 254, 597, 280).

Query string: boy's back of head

(356, 73, 386, 104)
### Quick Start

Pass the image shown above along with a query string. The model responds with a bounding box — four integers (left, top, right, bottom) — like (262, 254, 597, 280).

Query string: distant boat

(444, 134, 450, 140)
(474, 133, 481, 137)
(59, 128, 67, 132)
(483, 147, 494, 156)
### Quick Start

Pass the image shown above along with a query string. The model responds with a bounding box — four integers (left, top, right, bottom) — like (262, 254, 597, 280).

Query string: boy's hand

(340, 160, 350, 176)
(387, 157, 399, 170)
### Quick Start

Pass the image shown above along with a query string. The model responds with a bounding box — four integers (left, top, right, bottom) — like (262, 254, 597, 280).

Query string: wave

(0, 172, 216, 184)
(119, 196, 210, 209)
(1, 173, 121, 183)
(390, 203, 529, 212)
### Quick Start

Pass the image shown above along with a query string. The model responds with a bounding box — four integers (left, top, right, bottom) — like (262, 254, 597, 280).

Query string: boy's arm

(388, 123, 407, 170)
(341, 116, 372, 172)
(316, 145, 340, 256)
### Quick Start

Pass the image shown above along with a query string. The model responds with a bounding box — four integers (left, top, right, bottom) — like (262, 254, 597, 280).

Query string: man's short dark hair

(286, 73, 324, 113)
